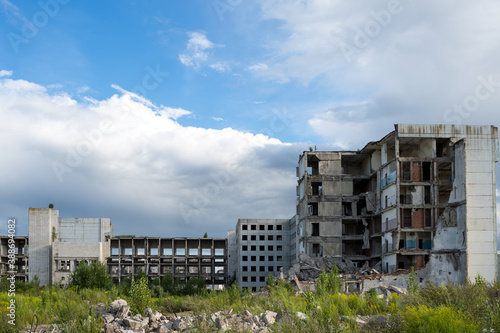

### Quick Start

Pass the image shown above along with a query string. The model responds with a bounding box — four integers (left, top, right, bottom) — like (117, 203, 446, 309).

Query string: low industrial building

(107, 236, 228, 289)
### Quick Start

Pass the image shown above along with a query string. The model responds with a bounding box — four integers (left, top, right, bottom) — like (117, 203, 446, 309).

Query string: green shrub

(69, 261, 111, 290)
(316, 264, 343, 296)
(129, 276, 151, 315)
(399, 305, 477, 333)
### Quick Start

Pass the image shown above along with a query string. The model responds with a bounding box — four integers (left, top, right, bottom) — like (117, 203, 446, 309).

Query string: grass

(1, 275, 499, 332)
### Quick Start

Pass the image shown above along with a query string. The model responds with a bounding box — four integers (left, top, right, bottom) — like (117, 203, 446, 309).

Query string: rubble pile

(287, 252, 382, 281)
(82, 299, 290, 333)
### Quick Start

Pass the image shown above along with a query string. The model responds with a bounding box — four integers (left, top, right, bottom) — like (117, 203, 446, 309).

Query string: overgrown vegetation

(1, 269, 499, 333)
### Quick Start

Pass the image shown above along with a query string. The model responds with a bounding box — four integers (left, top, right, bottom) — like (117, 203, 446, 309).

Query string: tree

(161, 272, 175, 294)
(70, 261, 112, 290)
(185, 277, 206, 295)
(203, 232, 208, 238)
(129, 276, 151, 314)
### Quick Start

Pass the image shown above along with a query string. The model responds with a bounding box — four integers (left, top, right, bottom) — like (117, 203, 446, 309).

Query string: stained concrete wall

(28, 208, 58, 285)
(227, 229, 238, 280)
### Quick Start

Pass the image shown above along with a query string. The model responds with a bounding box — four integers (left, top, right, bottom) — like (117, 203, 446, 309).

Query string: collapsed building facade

(296, 124, 499, 284)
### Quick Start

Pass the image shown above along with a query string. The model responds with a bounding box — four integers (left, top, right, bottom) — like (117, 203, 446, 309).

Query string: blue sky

(1, 0, 499, 243)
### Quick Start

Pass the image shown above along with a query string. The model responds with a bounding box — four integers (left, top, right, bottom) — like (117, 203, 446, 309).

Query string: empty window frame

(312, 223, 320, 236)
(308, 203, 319, 216)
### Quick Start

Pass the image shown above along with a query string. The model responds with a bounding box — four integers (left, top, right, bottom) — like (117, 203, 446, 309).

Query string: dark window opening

(402, 162, 411, 181)
(251, 225, 256, 230)
(424, 209, 432, 227)
(242, 225, 248, 230)
(342, 202, 352, 216)
(308, 203, 318, 216)
(424, 186, 431, 204)
(403, 209, 412, 228)
(242, 235, 247, 241)
(307, 157, 319, 175)
(259, 225, 265, 230)
(268, 225, 274, 231)
(422, 162, 432, 181)
(312, 243, 321, 257)
(277, 225, 282, 231)
(312, 223, 320, 236)
(311, 182, 323, 195)
(251, 235, 256, 241)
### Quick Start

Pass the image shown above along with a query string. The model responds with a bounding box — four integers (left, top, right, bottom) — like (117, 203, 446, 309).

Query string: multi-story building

(296, 124, 498, 283)
(229, 218, 294, 291)
(28, 207, 113, 285)
(107, 237, 228, 289)
(0, 236, 29, 282)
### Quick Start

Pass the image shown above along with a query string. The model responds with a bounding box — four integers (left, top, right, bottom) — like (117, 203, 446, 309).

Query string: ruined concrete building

(296, 124, 498, 283)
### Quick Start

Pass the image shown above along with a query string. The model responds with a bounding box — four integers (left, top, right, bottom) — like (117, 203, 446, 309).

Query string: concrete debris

(47, 299, 306, 333)
(287, 252, 382, 281)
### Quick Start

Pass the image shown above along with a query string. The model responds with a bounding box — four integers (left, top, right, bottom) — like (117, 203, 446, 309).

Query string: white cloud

(179, 32, 220, 70)
(0, 76, 298, 237)
(0, 70, 13, 77)
(209, 62, 231, 72)
(77, 85, 90, 94)
(247, 1, 500, 144)
(247, 63, 268, 71)
(212, 117, 224, 121)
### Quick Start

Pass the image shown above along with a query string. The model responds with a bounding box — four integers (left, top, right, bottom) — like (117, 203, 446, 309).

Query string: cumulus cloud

(249, 0, 500, 147)
(0, 69, 12, 77)
(0, 76, 298, 237)
(179, 32, 219, 70)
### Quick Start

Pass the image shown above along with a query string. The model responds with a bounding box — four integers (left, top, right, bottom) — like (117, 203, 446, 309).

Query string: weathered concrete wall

(28, 208, 58, 285)
(227, 229, 238, 280)
(465, 130, 498, 282)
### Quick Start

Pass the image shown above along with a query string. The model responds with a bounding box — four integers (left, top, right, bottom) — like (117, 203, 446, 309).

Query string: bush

(316, 264, 343, 296)
(129, 276, 151, 315)
(399, 305, 477, 333)
(70, 261, 112, 290)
